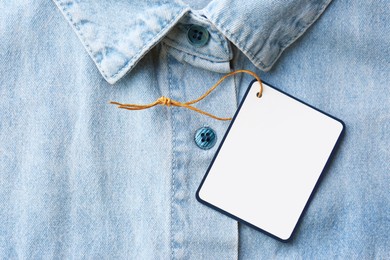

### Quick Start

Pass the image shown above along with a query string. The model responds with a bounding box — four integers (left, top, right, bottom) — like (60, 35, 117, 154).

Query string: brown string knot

(109, 69, 263, 121)
(158, 96, 172, 107)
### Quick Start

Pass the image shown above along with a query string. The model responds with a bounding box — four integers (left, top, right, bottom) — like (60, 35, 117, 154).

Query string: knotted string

(109, 69, 263, 121)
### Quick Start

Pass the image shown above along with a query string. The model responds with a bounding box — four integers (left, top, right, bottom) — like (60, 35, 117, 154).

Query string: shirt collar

(52, 0, 332, 84)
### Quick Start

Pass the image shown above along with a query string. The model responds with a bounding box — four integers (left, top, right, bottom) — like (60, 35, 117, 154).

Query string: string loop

(109, 69, 263, 121)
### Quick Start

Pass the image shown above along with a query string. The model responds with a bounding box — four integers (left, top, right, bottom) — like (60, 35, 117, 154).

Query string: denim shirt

(1, 0, 389, 259)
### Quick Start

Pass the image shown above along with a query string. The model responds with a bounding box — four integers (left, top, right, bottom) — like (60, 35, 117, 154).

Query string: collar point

(97, 58, 135, 85)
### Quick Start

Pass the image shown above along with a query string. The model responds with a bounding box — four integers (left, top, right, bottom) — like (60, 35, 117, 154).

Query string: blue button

(195, 127, 217, 150)
(187, 25, 210, 47)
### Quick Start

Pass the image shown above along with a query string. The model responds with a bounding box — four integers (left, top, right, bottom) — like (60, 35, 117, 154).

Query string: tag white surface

(196, 81, 344, 241)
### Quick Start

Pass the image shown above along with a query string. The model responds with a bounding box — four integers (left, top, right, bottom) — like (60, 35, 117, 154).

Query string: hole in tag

(256, 92, 262, 98)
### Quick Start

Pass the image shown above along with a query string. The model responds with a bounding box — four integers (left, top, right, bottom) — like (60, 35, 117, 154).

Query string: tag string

(109, 69, 263, 121)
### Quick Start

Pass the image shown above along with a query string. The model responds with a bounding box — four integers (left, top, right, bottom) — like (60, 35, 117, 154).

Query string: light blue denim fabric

(0, 0, 389, 259)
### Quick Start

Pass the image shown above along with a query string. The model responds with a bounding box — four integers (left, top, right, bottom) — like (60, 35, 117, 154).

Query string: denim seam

(206, 13, 267, 69)
(206, 25, 231, 57)
(178, 49, 230, 65)
(164, 36, 228, 62)
(231, 60, 239, 260)
(230, 60, 239, 110)
(207, 0, 332, 70)
(167, 53, 177, 260)
(52, 0, 189, 82)
(163, 39, 230, 63)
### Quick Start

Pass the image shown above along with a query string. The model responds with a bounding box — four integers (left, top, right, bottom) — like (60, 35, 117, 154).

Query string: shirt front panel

(0, 4, 241, 258)
(233, 1, 390, 258)
(1, 5, 173, 257)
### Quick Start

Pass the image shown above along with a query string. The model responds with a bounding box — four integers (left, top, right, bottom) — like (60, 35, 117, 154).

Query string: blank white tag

(196, 81, 344, 241)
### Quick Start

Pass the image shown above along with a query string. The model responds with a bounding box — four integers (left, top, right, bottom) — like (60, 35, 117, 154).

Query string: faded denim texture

(0, 0, 389, 259)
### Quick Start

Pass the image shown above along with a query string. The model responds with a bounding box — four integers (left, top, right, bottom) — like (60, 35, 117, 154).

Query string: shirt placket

(162, 15, 240, 259)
